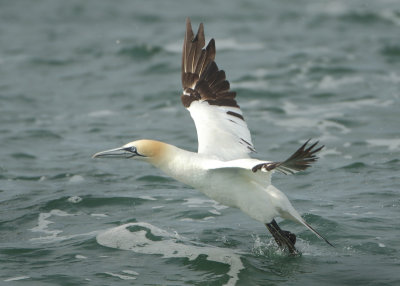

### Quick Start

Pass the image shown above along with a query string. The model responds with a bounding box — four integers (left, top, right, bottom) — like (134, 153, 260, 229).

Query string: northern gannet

(93, 18, 333, 254)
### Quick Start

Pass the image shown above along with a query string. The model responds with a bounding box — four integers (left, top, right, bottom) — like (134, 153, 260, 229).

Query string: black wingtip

(279, 139, 324, 172)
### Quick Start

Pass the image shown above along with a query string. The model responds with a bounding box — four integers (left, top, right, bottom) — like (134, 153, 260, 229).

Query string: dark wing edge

(181, 18, 239, 111)
(252, 140, 324, 175)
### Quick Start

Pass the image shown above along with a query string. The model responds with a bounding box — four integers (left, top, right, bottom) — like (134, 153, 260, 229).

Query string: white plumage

(93, 18, 332, 254)
(188, 101, 254, 160)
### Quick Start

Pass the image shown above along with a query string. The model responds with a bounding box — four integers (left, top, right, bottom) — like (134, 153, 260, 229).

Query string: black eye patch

(125, 146, 137, 153)
(122, 146, 146, 157)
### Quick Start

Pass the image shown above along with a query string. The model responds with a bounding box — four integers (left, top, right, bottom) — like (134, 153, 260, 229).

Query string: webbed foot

(265, 219, 298, 255)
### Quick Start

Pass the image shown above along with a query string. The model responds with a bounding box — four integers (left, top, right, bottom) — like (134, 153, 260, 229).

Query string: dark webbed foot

(265, 219, 298, 254)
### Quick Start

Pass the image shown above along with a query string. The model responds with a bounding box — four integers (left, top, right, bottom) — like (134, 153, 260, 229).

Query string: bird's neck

(149, 143, 207, 188)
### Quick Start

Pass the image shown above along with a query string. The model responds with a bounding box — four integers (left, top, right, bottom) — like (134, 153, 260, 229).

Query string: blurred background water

(1, 0, 399, 285)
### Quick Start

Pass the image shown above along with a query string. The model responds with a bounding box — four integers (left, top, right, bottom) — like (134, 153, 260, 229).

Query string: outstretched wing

(252, 140, 324, 175)
(181, 18, 255, 161)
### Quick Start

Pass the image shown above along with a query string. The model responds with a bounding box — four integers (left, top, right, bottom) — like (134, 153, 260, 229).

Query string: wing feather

(181, 18, 255, 160)
(251, 140, 324, 175)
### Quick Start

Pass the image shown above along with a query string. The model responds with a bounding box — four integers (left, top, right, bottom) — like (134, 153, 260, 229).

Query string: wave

(117, 43, 161, 59)
(165, 38, 263, 53)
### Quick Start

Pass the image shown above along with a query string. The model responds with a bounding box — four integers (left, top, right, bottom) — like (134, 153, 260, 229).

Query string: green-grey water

(1, 0, 399, 285)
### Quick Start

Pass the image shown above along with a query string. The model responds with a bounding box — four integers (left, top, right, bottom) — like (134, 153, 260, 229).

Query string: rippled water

(1, 0, 399, 285)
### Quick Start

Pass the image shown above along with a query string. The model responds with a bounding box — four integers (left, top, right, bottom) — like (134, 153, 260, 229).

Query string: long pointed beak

(92, 147, 130, 159)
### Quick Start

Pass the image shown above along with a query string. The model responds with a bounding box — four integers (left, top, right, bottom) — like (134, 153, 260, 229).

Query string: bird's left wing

(206, 140, 324, 175)
(181, 18, 255, 161)
(251, 140, 324, 175)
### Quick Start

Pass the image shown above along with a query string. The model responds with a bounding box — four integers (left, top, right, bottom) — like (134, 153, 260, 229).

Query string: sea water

(1, 0, 399, 285)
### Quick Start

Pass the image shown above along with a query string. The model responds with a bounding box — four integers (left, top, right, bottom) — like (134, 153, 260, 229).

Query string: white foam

(139, 195, 157, 201)
(30, 210, 100, 243)
(231, 80, 269, 91)
(212, 202, 228, 210)
(209, 209, 221, 215)
(96, 222, 244, 286)
(166, 38, 263, 53)
(68, 196, 82, 203)
(68, 175, 84, 184)
(352, 205, 364, 209)
(4, 276, 30, 282)
(104, 272, 137, 280)
(318, 119, 351, 134)
(183, 197, 213, 207)
(217, 38, 264, 51)
(281, 98, 392, 118)
(268, 98, 393, 141)
(319, 147, 348, 159)
(88, 110, 114, 118)
(183, 198, 228, 211)
(272, 117, 350, 139)
(381, 72, 400, 84)
(122, 270, 139, 276)
(344, 212, 358, 216)
(75, 255, 87, 259)
(30, 209, 72, 236)
(380, 10, 400, 26)
(307, 1, 347, 16)
(318, 75, 364, 90)
(179, 218, 195, 222)
(91, 213, 108, 217)
(367, 138, 400, 151)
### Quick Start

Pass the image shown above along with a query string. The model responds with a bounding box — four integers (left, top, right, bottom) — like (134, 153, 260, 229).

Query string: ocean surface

(1, 0, 399, 285)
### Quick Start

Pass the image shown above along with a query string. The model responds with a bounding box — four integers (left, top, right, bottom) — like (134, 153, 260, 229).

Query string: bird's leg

(265, 219, 298, 254)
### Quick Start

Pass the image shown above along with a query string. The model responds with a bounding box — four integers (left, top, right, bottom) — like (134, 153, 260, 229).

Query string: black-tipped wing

(181, 18, 255, 160)
(181, 19, 215, 106)
(252, 140, 324, 175)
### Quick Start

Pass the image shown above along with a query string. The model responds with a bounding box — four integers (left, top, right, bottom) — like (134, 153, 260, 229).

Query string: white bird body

(152, 144, 273, 213)
(111, 140, 319, 239)
(93, 19, 333, 253)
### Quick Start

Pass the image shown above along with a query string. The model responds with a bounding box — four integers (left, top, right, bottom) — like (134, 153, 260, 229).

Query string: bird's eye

(125, 146, 137, 153)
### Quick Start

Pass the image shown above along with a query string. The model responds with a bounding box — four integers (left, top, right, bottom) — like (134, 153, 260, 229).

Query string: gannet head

(92, 139, 167, 164)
